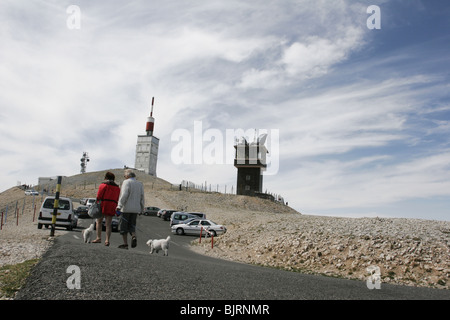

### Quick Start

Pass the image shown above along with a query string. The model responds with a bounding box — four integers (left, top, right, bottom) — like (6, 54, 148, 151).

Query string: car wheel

(210, 230, 217, 237)
(176, 228, 184, 235)
(38, 223, 42, 229)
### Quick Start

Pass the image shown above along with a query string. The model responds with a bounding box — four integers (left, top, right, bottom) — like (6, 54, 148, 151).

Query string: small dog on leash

(83, 223, 95, 243)
(146, 236, 170, 256)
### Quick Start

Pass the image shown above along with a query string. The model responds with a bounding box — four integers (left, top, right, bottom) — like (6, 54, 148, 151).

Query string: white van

(38, 196, 74, 230)
(170, 212, 198, 226)
(86, 198, 96, 207)
(189, 212, 206, 219)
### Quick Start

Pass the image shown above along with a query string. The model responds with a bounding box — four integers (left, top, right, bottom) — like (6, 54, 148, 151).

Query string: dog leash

(119, 213, 175, 242)
(116, 212, 152, 237)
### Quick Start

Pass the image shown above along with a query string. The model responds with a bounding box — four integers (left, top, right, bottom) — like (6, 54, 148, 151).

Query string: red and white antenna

(146, 97, 155, 136)
(150, 97, 154, 116)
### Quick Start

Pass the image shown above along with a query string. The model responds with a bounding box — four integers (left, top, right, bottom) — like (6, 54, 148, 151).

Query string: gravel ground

(192, 210, 449, 289)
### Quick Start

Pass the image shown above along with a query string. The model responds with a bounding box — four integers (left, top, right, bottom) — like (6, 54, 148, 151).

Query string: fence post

(32, 194, 35, 212)
(50, 176, 62, 237)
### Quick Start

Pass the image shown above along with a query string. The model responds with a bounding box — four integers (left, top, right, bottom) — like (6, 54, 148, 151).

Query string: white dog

(146, 236, 170, 256)
(83, 223, 95, 243)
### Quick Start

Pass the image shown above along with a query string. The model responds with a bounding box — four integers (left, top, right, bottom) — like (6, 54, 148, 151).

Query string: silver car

(170, 212, 198, 226)
(171, 219, 227, 237)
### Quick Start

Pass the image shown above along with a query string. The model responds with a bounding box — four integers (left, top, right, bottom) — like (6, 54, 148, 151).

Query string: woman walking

(93, 172, 120, 246)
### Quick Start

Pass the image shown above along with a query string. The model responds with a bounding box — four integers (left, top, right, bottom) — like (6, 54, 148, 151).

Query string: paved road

(16, 215, 450, 304)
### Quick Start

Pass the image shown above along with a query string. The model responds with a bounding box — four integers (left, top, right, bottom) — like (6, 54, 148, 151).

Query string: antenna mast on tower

(146, 97, 155, 136)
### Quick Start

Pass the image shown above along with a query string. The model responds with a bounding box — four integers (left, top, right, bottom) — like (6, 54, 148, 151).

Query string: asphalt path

(16, 214, 450, 306)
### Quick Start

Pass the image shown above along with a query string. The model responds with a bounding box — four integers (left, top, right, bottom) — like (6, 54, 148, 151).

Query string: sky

(1, 0, 449, 221)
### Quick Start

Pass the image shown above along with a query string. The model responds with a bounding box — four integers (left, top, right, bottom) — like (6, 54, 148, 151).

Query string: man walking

(116, 169, 145, 249)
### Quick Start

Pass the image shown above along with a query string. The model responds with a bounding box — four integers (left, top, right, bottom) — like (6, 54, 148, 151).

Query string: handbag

(88, 200, 102, 219)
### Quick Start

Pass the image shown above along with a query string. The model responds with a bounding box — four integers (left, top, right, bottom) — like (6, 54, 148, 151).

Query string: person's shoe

(118, 244, 128, 249)
(131, 236, 137, 248)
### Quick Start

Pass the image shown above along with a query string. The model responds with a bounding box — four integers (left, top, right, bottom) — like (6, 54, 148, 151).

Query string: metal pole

(50, 176, 62, 237)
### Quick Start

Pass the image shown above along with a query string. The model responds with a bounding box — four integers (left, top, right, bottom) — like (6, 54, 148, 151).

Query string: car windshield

(43, 199, 70, 210)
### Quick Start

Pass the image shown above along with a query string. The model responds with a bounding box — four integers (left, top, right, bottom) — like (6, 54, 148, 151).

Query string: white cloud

(282, 27, 364, 77)
(0, 1, 449, 221)
(271, 151, 450, 212)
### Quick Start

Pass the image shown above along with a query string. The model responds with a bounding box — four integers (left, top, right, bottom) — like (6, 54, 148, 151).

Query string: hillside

(18, 168, 297, 215)
(1, 169, 449, 291)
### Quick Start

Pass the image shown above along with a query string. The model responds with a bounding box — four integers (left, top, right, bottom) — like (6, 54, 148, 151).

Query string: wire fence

(179, 180, 287, 204)
(0, 194, 39, 230)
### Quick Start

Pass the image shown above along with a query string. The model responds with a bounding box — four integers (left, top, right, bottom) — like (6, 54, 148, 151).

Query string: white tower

(135, 97, 159, 176)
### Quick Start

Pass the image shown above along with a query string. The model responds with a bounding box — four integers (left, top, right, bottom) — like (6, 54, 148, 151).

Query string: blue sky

(0, 1, 449, 221)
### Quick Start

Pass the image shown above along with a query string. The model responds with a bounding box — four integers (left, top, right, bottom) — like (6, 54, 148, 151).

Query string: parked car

(171, 219, 227, 237)
(110, 216, 119, 231)
(25, 189, 39, 196)
(170, 212, 199, 226)
(70, 210, 79, 229)
(85, 198, 96, 207)
(74, 205, 90, 219)
(188, 212, 206, 219)
(94, 216, 119, 232)
(161, 209, 177, 221)
(143, 206, 160, 216)
(38, 196, 75, 230)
